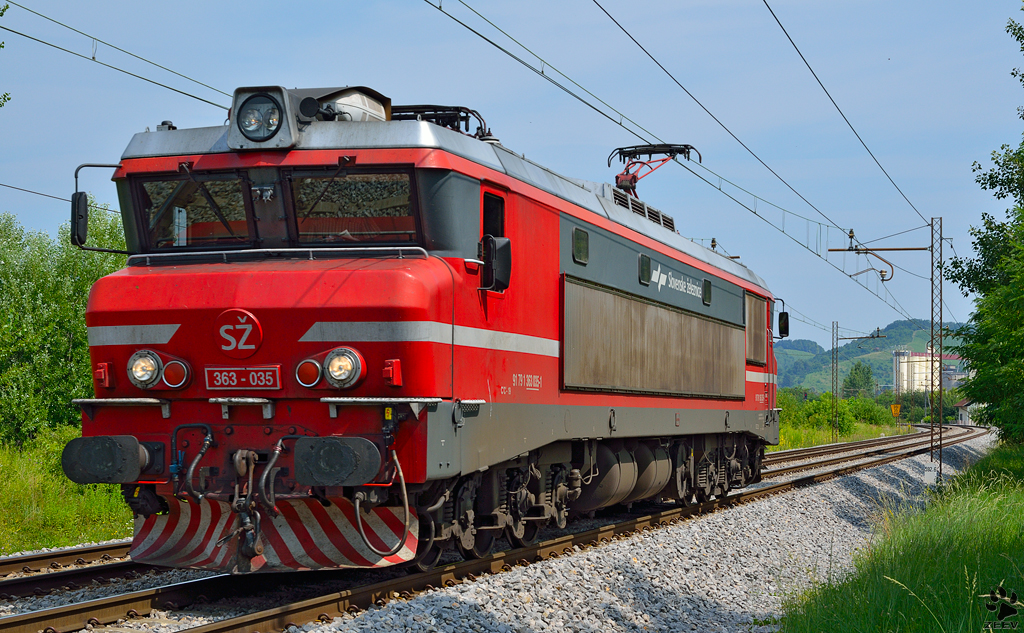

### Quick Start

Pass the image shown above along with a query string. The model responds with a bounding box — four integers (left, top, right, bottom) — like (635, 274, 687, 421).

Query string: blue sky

(1, 0, 1021, 348)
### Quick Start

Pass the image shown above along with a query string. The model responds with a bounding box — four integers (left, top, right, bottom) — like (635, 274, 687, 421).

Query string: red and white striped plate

(129, 497, 418, 572)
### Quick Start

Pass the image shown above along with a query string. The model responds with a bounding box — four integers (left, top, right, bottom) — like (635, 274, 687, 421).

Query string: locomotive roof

(122, 120, 770, 292)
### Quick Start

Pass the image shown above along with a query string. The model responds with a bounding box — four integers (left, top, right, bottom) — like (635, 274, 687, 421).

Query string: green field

(0, 427, 132, 555)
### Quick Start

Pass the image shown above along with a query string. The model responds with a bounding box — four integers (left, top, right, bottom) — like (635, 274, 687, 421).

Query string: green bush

(847, 397, 891, 426)
(786, 393, 856, 435)
(0, 205, 125, 443)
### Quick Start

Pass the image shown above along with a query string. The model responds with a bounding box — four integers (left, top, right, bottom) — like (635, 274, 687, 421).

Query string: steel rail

(762, 426, 970, 477)
(2, 427, 985, 633)
(0, 560, 169, 600)
(0, 542, 130, 577)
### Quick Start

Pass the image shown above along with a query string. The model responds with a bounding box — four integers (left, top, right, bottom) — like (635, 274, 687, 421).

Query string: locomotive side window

(482, 193, 504, 237)
(572, 227, 589, 265)
(137, 176, 250, 249)
(291, 172, 417, 244)
(638, 254, 651, 285)
(702, 279, 712, 306)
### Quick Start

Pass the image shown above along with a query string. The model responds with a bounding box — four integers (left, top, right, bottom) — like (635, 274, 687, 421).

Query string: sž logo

(214, 309, 263, 359)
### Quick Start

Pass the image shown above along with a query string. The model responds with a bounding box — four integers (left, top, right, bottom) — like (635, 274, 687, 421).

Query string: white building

(893, 348, 963, 393)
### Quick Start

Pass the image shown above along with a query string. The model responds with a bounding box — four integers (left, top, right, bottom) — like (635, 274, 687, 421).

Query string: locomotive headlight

(236, 94, 282, 142)
(127, 350, 162, 389)
(324, 347, 363, 389)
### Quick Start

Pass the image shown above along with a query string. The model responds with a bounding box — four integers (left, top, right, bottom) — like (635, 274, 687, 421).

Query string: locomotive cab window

(745, 293, 768, 366)
(482, 192, 504, 237)
(289, 170, 418, 244)
(135, 174, 252, 249)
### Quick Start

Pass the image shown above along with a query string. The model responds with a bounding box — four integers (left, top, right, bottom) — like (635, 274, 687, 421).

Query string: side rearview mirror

(480, 235, 512, 292)
(71, 191, 89, 246)
(778, 311, 790, 339)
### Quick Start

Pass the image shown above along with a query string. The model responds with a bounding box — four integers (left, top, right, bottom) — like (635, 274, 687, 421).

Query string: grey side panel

(426, 402, 774, 475)
(560, 215, 744, 326)
(564, 281, 746, 397)
(426, 402, 462, 479)
(417, 170, 481, 259)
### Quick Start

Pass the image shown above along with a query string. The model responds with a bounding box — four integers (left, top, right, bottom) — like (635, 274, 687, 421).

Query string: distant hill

(774, 319, 964, 392)
(776, 339, 825, 355)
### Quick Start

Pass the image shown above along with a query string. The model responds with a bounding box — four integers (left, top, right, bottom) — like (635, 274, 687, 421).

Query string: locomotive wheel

(407, 541, 444, 573)
(506, 521, 540, 549)
(405, 515, 445, 573)
(457, 530, 495, 559)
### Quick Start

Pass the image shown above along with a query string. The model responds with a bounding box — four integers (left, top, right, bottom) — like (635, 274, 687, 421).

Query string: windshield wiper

(302, 165, 347, 219)
(179, 163, 236, 236)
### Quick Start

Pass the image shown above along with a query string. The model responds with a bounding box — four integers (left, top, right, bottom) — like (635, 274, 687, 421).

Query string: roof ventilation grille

(647, 206, 663, 226)
(661, 213, 675, 232)
(629, 197, 646, 217)
(612, 188, 630, 209)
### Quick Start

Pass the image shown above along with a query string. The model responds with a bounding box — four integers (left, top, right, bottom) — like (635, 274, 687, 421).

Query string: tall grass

(0, 426, 132, 555)
(782, 442, 1024, 632)
(768, 421, 912, 453)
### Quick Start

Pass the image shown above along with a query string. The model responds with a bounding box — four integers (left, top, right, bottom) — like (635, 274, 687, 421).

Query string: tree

(842, 360, 874, 398)
(947, 4, 1024, 443)
(0, 4, 9, 109)
(950, 215, 1024, 442)
(0, 201, 126, 444)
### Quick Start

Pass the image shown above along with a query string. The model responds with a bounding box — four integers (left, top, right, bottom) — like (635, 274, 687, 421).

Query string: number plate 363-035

(205, 366, 282, 390)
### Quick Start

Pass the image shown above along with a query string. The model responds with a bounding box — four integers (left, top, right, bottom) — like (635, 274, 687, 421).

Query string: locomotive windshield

(291, 172, 415, 244)
(128, 168, 421, 251)
(138, 175, 250, 249)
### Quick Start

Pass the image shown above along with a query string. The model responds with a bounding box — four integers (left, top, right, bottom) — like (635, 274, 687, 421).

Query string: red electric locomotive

(62, 86, 784, 574)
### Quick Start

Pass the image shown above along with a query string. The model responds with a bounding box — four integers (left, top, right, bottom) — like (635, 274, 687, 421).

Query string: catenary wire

(425, 0, 916, 322)
(590, 0, 845, 232)
(452, 0, 830, 231)
(861, 224, 929, 245)
(0, 25, 228, 109)
(760, 0, 928, 225)
(0, 182, 68, 202)
(7, 2, 231, 98)
(1, 181, 114, 211)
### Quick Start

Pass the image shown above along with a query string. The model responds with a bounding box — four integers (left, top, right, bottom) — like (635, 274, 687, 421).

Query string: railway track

(762, 425, 926, 466)
(0, 424, 986, 633)
(761, 425, 959, 478)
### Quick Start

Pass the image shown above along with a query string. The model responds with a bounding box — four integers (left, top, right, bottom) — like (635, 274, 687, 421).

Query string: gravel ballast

(303, 430, 997, 633)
